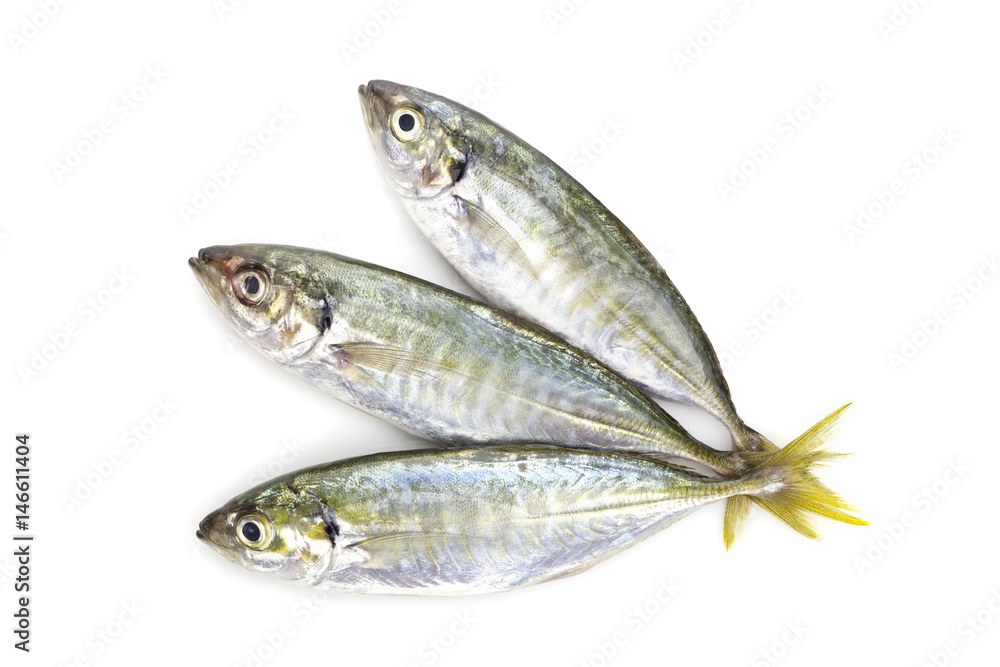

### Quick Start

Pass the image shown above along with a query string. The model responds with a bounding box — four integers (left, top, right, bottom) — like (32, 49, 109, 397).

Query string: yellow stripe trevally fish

(190, 244, 743, 476)
(197, 411, 863, 595)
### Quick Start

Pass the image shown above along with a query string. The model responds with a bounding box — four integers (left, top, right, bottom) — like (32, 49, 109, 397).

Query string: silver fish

(190, 244, 749, 477)
(197, 414, 863, 595)
(359, 80, 783, 454)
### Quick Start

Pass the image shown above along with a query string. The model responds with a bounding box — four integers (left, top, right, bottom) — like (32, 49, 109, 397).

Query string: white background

(3, 1, 999, 666)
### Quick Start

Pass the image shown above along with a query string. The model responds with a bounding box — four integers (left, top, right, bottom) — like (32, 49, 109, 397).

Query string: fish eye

(236, 513, 272, 550)
(391, 106, 423, 142)
(233, 266, 270, 306)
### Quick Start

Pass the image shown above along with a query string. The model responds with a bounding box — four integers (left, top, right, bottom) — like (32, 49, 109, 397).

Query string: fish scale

(190, 244, 745, 473)
(198, 442, 861, 595)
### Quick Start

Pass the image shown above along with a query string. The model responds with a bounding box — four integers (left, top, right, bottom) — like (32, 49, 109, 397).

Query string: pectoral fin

(456, 197, 539, 280)
(348, 531, 485, 572)
(325, 342, 452, 381)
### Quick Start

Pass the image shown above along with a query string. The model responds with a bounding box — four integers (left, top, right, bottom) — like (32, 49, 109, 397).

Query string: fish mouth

(188, 250, 235, 316)
(196, 515, 239, 563)
(189, 246, 239, 293)
(189, 247, 230, 284)
(188, 254, 217, 298)
(196, 516, 213, 542)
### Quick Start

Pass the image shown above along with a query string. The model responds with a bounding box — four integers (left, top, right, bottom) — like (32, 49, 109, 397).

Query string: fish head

(359, 80, 470, 200)
(189, 244, 332, 364)
(197, 480, 336, 585)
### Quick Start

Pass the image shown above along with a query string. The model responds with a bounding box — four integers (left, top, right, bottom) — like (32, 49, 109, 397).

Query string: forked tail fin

(722, 404, 867, 549)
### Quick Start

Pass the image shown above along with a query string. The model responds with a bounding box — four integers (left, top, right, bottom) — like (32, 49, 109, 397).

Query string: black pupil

(244, 275, 260, 295)
(398, 113, 415, 132)
(242, 521, 261, 542)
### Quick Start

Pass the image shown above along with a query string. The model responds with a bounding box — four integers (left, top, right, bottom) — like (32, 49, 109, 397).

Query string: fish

(189, 244, 860, 545)
(358, 79, 784, 455)
(197, 409, 864, 596)
(190, 244, 742, 477)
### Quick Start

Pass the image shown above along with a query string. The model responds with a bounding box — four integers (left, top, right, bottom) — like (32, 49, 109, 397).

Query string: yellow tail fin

(722, 403, 867, 549)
